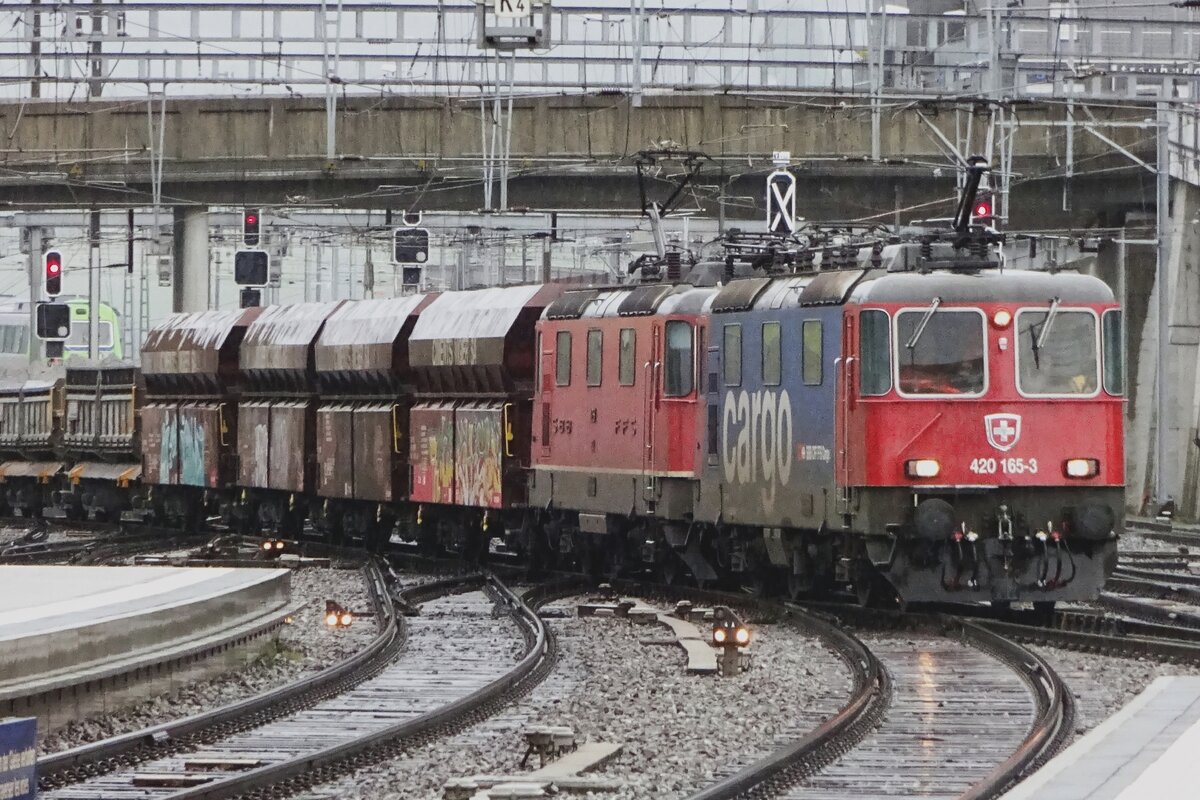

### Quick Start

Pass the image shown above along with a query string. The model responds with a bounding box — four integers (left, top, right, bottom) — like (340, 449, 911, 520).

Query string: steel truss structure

(2, 1, 1200, 102)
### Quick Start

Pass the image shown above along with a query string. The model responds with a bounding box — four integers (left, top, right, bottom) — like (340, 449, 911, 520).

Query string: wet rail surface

(44, 589, 520, 800)
(780, 633, 1034, 800)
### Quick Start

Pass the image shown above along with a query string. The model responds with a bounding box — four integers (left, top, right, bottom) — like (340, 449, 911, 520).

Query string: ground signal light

(260, 538, 286, 558)
(44, 249, 63, 297)
(243, 208, 261, 246)
(324, 600, 353, 628)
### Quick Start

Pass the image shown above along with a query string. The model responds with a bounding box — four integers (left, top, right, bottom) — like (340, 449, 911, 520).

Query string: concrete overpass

(0, 94, 1159, 228)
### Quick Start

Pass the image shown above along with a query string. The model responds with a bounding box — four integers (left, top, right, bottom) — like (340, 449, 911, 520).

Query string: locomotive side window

(1103, 310, 1124, 396)
(860, 310, 891, 396)
(586, 329, 603, 386)
(1016, 308, 1098, 396)
(664, 320, 694, 397)
(555, 330, 572, 386)
(802, 320, 823, 385)
(619, 328, 636, 386)
(762, 322, 781, 385)
(895, 308, 985, 396)
(723, 324, 742, 386)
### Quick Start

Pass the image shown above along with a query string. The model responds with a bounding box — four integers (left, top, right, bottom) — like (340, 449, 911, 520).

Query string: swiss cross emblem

(984, 413, 1022, 452)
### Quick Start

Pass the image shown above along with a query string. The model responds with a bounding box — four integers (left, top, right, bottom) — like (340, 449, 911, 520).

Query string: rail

(38, 557, 406, 790)
(951, 618, 1072, 800)
(155, 572, 550, 800)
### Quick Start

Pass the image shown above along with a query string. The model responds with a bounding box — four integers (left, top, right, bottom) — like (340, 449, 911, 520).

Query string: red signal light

(242, 209, 262, 246)
(44, 250, 63, 297)
(973, 201, 992, 218)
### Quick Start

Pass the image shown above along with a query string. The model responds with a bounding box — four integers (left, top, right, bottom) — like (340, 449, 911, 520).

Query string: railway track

(42, 571, 553, 800)
(598, 585, 1060, 800)
(734, 610, 1071, 800)
(37, 559, 400, 790)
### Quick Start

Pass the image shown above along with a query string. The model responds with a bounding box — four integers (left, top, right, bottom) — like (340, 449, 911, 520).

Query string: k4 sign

(494, 0, 531, 18)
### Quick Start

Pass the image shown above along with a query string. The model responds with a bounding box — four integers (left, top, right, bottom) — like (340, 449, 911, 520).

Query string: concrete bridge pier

(1126, 182, 1200, 519)
(172, 206, 210, 313)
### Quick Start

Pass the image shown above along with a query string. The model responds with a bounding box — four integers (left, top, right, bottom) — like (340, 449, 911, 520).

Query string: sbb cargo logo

(721, 388, 794, 511)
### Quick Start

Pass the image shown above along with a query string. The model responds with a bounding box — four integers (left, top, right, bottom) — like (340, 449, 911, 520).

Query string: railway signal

(234, 249, 270, 287)
(766, 167, 797, 234)
(971, 191, 995, 226)
(711, 606, 751, 676)
(34, 302, 70, 340)
(242, 208, 262, 246)
(393, 227, 429, 264)
(240, 288, 262, 308)
(324, 600, 354, 628)
(44, 249, 63, 297)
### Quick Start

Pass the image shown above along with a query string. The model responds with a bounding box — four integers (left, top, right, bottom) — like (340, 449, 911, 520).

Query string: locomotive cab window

(586, 329, 603, 386)
(1016, 307, 1099, 396)
(664, 320, 694, 397)
(802, 320, 823, 385)
(555, 330, 572, 386)
(895, 307, 985, 396)
(1103, 310, 1124, 396)
(762, 322, 781, 385)
(619, 328, 636, 386)
(723, 324, 742, 386)
(860, 310, 891, 396)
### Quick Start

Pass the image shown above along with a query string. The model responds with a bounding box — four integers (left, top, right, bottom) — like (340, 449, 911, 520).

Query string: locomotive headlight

(905, 459, 941, 479)
(992, 309, 1013, 329)
(1064, 458, 1100, 478)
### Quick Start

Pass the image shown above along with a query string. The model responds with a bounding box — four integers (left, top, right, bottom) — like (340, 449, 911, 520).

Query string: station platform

(1003, 676, 1200, 800)
(0, 565, 293, 734)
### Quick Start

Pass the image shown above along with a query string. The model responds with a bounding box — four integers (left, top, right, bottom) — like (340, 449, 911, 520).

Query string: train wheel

(853, 572, 895, 608)
(786, 570, 810, 602)
(660, 556, 681, 586)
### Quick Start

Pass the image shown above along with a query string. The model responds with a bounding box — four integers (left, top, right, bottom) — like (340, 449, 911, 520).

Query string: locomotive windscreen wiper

(1030, 296, 1061, 369)
(905, 297, 942, 351)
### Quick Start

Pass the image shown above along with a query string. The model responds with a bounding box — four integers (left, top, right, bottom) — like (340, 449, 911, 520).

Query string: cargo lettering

(721, 389, 793, 510)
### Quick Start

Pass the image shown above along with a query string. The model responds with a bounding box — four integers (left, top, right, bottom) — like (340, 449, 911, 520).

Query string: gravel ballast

(298, 594, 851, 800)
(1032, 644, 1200, 735)
(39, 565, 376, 753)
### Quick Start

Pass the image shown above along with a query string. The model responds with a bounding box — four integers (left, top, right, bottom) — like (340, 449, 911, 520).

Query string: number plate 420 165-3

(969, 457, 1039, 475)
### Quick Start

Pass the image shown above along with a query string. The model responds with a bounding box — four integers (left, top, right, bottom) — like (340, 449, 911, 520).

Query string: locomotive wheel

(853, 572, 895, 608)
(786, 570, 810, 602)
(661, 556, 681, 586)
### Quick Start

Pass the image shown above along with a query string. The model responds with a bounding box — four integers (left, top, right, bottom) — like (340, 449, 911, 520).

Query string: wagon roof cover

(245, 302, 342, 347)
(317, 295, 427, 347)
(143, 308, 252, 355)
(409, 284, 543, 346)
